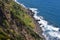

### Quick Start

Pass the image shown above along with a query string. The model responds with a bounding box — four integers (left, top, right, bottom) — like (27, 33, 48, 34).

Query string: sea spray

(14, 0, 60, 40)
(29, 8, 60, 40)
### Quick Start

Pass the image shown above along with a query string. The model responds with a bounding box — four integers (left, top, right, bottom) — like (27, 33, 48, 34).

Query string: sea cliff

(0, 0, 45, 40)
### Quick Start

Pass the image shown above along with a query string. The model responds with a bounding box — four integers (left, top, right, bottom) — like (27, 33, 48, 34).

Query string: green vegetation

(10, 1, 36, 28)
(0, 0, 44, 40)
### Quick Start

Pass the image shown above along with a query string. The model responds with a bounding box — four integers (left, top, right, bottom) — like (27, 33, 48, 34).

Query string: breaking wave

(29, 8, 60, 40)
(15, 0, 60, 40)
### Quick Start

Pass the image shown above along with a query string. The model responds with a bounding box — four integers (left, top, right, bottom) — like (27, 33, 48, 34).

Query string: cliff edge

(0, 0, 45, 40)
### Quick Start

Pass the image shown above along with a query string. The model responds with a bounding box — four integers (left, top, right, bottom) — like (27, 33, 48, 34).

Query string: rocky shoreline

(27, 8, 46, 40)
(14, 0, 45, 40)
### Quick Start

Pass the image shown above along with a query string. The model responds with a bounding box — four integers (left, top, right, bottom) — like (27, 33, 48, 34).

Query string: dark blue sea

(16, 0, 60, 40)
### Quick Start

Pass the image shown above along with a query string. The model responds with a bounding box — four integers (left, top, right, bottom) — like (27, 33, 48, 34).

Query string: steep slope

(0, 0, 44, 40)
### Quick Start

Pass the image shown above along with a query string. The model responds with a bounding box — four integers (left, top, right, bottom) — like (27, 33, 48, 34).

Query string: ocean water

(16, 0, 60, 40)
(17, 0, 60, 27)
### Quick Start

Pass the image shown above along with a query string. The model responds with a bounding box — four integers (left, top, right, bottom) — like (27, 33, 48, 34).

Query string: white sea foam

(14, 0, 60, 40)
(48, 31, 60, 38)
(14, 0, 27, 9)
(29, 8, 60, 40)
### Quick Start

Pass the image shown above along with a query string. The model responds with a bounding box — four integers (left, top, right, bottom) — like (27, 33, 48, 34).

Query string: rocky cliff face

(0, 0, 44, 40)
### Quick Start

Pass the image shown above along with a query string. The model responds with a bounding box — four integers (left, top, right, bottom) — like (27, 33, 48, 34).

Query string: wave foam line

(14, 0, 60, 40)
(29, 8, 60, 40)
(14, 0, 27, 9)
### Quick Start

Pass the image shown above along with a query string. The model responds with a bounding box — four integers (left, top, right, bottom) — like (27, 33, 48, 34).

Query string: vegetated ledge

(0, 0, 45, 40)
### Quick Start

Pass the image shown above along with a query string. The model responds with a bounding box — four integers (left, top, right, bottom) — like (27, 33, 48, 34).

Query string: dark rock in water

(39, 24, 42, 25)
(59, 29, 60, 31)
(36, 19, 40, 21)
